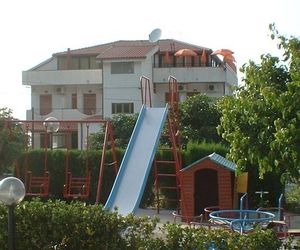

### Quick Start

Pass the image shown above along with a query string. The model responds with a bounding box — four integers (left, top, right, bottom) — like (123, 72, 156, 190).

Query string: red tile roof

(96, 44, 155, 60)
(54, 39, 212, 60)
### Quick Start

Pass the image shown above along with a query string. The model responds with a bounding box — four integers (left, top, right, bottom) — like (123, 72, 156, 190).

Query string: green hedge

(16, 142, 283, 209)
(0, 199, 291, 250)
(16, 149, 124, 204)
(182, 141, 229, 166)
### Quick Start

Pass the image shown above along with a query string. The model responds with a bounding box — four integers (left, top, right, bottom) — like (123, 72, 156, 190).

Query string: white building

(22, 39, 238, 121)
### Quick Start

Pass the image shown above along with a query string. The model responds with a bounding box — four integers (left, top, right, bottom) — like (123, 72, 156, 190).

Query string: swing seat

(63, 171, 91, 199)
(26, 171, 50, 197)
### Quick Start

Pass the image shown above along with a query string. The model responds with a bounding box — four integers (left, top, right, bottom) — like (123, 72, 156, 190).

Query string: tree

(90, 113, 138, 149)
(0, 108, 25, 176)
(179, 94, 222, 144)
(217, 24, 300, 183)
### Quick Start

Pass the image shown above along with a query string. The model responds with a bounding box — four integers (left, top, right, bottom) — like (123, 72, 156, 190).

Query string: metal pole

(31, 107, 35, 149)
(278, 193, 283, 220)
(240, 193, 247, 210)
(8, 205, 15, 250)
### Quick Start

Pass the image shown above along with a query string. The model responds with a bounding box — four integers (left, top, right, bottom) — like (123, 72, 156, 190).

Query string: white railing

(26, 108, 103, 121)
(153, 66, 237, 85)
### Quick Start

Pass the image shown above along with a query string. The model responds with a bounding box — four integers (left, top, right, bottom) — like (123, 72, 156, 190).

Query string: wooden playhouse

(180, 152, 237, 219)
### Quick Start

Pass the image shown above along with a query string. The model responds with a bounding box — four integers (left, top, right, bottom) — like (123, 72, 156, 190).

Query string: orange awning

(164, 51, 171, 64)
(212, 49, 236, 62)
(201, 49, 207, 66)
(175, 48, 197, 57)
(211, 49, 234, 56)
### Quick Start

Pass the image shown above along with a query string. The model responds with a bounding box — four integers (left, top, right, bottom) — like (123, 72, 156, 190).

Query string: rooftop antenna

(149, 28, 162, 43)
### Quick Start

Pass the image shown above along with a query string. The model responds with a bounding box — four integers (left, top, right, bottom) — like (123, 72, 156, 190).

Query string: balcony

(22, 69, 103, 86)
(153, 65, 237, 85)
(26, 108, 103, 121)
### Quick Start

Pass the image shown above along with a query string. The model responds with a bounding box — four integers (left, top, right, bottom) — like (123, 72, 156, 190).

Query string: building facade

(23, 39, 238, 121)
(22, 39, 237, 149)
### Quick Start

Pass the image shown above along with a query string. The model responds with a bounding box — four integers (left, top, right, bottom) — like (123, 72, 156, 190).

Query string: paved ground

(285, 212, 300, 229)
(136, 208, 300, 228)
(135, 208, 176, 224)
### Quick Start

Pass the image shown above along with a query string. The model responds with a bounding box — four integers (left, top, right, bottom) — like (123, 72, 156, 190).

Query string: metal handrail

(240, 193, 247, 210)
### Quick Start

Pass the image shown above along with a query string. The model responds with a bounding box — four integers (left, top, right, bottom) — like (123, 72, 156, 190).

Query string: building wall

(23, 42, 237, 120)
(30, 84, 102, 120)
(102, 56, 154, 118)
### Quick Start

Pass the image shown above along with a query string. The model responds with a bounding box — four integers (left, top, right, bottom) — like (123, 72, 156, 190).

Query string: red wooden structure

(63, 120, 118, 200)
(180, 153, 236, 219)
(14, 121, 51, 197)
(63, 122, 91, 199)
(141, 75, 188, 218)
(9, 119, 118, 200)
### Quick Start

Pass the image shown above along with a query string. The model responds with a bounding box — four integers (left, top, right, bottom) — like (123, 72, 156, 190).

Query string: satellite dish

(149, 28, 162, 43)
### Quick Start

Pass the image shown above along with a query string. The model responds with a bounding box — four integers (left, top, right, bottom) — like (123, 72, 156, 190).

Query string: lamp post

(43, 117, 60, 149)
(0, 177, 25, 250)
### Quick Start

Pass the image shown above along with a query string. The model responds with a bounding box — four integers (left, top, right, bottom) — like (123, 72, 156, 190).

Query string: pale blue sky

(0, 0, 299, 119)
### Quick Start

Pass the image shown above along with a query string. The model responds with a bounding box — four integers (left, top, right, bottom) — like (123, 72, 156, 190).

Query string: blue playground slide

(104, 105, 168, 216)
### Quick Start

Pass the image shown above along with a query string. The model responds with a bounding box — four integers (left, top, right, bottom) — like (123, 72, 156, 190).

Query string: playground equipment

(208, 193, 287, 235)
(104, 76, 167, 215)
(63, 120, 118, 200)
(8, 119, 118, 200)
(63, 122, 91, 199)
(154, 76, 183, 213)
(104, 75, 187, 216)
(209, 209, 275, 234)
(19, 121, 51, 197)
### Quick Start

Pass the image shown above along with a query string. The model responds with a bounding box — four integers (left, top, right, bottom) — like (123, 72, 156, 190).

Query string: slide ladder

(154, 76, 183, 213)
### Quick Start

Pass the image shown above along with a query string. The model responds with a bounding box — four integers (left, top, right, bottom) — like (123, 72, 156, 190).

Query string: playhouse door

(194, 169, 219, 215)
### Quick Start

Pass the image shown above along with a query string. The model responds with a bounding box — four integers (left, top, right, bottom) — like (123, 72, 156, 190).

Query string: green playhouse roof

(181, 152, 236, 172)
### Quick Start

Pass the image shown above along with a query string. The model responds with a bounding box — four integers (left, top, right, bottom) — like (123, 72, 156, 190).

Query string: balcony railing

(153, 66, 233, 83)
(22, 69, 103, 86)
(26, 108, 103, 121)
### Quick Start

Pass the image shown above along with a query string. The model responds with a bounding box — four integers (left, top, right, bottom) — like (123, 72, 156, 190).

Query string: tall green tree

(217, 25, 300, 182)
(180, 94, 222, 144)
(0, 108, 25, 176)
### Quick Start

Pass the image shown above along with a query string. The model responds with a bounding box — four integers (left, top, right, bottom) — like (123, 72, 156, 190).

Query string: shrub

(182, 141, 228, 167)
(161, 223, 283, 250)
(0, 200, 291, 249)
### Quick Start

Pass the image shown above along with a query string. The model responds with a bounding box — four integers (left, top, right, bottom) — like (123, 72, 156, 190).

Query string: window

(40, 95, 52, 115)
(90, 56, 101, 69)
(80, 57, 89, 69)
(184, 56, 192, 67)
(176, 56, 184, 67)
(72, 93, 77, 109)
(71, 57, 80, 69)
(111, 62, 134, 74)
(57, 57, 67, 70)
(112, 103, 134, 114)
(57, 56, 101, 70)
(83, 94, 96, 115)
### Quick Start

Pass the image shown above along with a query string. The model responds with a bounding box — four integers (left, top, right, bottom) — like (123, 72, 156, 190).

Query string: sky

(0, 0, 299, 120)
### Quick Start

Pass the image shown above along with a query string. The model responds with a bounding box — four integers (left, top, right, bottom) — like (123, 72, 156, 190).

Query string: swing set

(8, 118, 118, 202)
